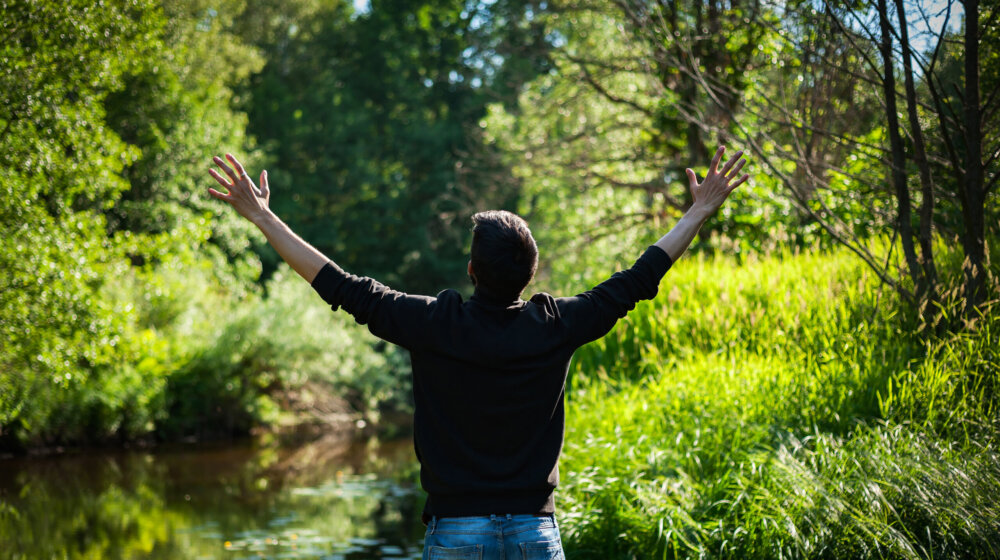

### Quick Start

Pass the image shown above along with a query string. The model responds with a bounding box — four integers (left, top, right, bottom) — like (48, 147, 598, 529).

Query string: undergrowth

(559, 247, 1000, 559)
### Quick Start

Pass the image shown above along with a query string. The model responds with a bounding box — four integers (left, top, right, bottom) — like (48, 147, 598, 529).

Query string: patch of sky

(463, 0, 499, 31)
(196, 7, 217, 31)
(905, 0, 963, 59)
(834, 0, 960, 66)
(547, 30, 567, 49)
(780, 0, 962, 77)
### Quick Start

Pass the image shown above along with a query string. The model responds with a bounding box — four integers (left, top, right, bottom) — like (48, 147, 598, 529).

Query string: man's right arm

(654, 146, 747, 261)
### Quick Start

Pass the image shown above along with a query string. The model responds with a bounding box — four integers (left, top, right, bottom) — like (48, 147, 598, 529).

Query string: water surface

(0, 434, 426, 559)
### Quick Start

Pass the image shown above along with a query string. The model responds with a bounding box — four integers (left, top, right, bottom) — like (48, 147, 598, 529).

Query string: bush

(1, 242, 412, 449)
(157, 263, 411, 440)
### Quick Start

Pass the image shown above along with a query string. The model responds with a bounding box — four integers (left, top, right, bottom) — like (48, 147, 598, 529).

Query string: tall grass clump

(559, 247, 1000, 559)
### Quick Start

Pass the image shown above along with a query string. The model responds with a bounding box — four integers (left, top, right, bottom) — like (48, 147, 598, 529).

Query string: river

(0, 434, 426, 559)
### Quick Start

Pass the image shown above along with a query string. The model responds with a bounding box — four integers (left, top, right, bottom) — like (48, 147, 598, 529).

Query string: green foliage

(0, 0, 549, 450)
(480, 11, 666, 291)
(0, 0, 410, 448)
(481, 3, 820, 287)
(104, 0, 266, 267)
(0, 0, 165, 446)
(557, 247, 1000, 559)
(158, 264, 411, 440)
(241, 0, 550, 293)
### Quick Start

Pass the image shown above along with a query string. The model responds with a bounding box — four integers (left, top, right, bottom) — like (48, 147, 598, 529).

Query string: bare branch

(588, 171, 686, 208)
(822, 1, 886, 81)
(565, 54, 654, 117)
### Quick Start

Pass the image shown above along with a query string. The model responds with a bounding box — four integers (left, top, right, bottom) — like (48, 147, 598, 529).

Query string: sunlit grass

(559, 247, 1000, 559)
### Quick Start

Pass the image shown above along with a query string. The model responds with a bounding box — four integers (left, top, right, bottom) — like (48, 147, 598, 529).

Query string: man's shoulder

(527, 291, 555, 303)
(526, 292, 560, 316)
(434, 288, 465, 305)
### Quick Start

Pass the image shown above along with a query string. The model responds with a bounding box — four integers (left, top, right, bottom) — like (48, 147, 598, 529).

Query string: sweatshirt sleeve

(310, 261, 438, 350)
(555, 246, 673, 346)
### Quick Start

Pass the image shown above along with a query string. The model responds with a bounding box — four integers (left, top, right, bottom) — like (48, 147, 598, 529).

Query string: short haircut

(470, 210, 538, 301)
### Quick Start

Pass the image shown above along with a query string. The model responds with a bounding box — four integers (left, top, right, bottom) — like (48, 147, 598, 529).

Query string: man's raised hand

(208, 153, 272, 224)
(685, 146, 748, 218)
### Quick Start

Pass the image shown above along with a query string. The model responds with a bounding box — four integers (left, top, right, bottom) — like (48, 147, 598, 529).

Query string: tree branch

(588, 170, 686, 208)
(565, 54, 654, 117)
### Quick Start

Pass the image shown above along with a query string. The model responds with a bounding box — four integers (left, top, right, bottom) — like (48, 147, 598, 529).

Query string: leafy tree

(0, 0, 165, 446)
(483, 1, 804, 284)
(494, 0, 998, 322)
(482, 10, 667, 287)
(104, 0, 266, 271)
(0, 0, 270, 448)
(705, 0, 1000, 321)
(241, 0, 550, 293)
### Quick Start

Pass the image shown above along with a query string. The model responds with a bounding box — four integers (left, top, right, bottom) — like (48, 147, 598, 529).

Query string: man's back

(310, 246, 673, 518)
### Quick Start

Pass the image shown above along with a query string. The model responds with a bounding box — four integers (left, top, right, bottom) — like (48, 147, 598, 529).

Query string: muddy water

(0, 435, 426, 559)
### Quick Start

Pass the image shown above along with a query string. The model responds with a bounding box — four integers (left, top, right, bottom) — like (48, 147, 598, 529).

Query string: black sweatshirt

(310, 245, 673, 518)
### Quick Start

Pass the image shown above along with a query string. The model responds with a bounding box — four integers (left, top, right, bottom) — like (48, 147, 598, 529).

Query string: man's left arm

(207, 153, 436, 349)
(207, 153, 329, 283)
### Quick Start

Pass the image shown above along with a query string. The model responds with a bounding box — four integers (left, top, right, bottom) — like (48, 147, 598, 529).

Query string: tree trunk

(962, 0, 987, 316)
(893, 0, 938, 313)
(877, 0, 923, 298)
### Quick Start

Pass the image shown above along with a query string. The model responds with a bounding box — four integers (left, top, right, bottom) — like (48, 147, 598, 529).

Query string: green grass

(559, 248, 1000, 559)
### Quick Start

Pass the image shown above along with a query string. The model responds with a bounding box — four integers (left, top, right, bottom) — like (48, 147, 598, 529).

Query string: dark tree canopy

(242, 0, 551, 293)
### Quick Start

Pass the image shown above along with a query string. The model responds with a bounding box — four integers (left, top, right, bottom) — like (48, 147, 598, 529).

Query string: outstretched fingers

(226, 153, 248, 179)
(208, 168, 232, 190)
(726, 157, 747, 180)
(207, 187, 231, 200)
(728, 173, 750, 192)
(709, 146, 725, 174)
(213, 155, 237, 182)
(720, 150, 744, 176)
(207, 167, 233, 201)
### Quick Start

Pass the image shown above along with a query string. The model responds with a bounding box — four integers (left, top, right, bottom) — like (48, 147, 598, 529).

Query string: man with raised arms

(207, 146, 747, 559)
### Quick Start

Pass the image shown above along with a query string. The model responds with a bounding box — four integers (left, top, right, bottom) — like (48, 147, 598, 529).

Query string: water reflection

(0, 435, 426, 559)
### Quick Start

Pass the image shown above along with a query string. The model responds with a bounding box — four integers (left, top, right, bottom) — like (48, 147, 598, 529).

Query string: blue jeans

(422, 514, 565, 560)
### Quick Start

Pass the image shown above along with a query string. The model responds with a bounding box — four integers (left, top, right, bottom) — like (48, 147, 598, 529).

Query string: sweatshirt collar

(470, 287, 521, 307)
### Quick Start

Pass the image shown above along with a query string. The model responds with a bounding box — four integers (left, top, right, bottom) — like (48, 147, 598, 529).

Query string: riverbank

(0, 407, 412, 461)
(0, 263, 413, 453)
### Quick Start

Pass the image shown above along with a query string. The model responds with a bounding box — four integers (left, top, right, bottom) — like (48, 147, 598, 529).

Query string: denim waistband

(425, 513, 558, 535)
(421, 511, 552, 526)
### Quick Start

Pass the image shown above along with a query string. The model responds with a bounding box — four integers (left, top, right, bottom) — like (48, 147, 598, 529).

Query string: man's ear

(468, 261, 476, 286)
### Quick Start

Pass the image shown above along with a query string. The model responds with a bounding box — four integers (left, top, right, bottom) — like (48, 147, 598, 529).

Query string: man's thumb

(685, 168, 697, 188)
(260, 169, 269, 195)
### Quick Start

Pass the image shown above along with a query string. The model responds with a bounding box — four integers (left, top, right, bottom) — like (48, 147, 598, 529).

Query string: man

(207, 146, 747, 559)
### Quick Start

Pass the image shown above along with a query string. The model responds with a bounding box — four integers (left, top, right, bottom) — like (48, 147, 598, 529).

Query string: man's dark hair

(470, 210, 538, 301)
